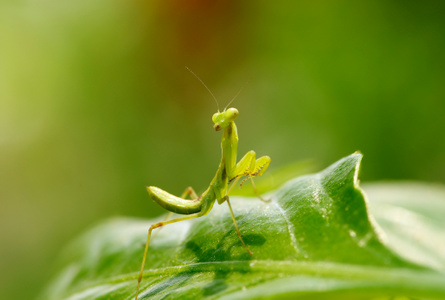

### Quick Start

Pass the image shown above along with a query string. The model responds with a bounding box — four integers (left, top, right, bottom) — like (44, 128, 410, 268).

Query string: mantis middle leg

(224, 196, 253, 255)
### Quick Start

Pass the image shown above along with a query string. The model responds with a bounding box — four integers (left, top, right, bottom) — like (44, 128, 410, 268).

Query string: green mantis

(135, 69, 271, 300)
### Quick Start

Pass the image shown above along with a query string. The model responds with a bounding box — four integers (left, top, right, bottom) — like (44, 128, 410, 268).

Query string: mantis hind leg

(135, 209, 208, 300)
(181, 186, 198, 199)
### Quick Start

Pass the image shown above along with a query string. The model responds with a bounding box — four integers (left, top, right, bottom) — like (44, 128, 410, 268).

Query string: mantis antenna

(185, 66, 220, 112)
(224, 80, 249, 111)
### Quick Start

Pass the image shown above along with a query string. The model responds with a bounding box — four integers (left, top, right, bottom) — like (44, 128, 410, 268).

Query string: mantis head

(212, 108, 239, 131)
(184, 67, 242, 131)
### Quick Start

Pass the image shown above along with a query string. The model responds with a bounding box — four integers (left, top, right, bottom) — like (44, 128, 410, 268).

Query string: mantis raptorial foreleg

(230, 151, 271, 182)
(228, 151, 271, 202)
(231, 150, 256, 177)
(251, 155, 271, 177)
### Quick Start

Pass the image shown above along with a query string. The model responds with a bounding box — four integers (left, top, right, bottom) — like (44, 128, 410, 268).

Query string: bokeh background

(1, 1, 444, 299)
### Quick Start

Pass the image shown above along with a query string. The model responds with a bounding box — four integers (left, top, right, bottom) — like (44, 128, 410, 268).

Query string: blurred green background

(1, 1, 444, 299)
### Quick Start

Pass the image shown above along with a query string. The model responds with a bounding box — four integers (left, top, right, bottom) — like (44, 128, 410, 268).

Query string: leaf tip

(352, 152, 363, 186)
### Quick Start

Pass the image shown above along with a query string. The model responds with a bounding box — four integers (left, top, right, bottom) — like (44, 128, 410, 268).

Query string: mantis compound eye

(225, 108, 239, 121)
(212, 112, 219, 123)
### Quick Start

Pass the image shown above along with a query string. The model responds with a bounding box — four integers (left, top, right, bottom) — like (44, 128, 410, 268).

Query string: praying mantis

(135, 68, 271, 300)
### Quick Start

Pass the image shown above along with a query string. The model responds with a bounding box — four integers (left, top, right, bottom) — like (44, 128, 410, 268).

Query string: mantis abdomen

(147, 186, 206, 214)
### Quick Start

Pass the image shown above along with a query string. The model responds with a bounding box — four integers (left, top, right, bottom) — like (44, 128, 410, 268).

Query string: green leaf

(41, 153, 445, 299)
(364, 182, 445, 273)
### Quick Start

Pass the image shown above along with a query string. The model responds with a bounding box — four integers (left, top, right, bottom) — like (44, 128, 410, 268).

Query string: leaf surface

(41, 153, 445, 300)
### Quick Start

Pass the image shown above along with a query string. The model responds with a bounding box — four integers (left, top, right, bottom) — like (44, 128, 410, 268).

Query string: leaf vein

(271, 199, 301, 255)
